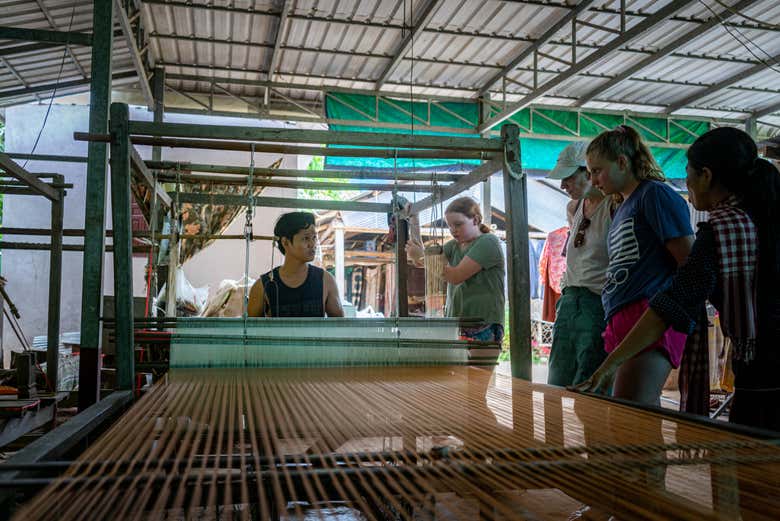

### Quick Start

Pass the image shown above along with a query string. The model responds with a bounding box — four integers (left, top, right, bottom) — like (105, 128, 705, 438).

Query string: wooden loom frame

(74, 101, 533, 393)
(4, 103, 780, 519)
(0, 154, 65, 391)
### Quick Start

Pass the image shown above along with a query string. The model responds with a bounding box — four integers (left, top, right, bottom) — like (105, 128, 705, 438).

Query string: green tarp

(325, 93, 711, 179)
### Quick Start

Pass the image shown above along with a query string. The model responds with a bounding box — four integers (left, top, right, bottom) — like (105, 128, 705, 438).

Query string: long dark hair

(687, 127, 780, 326)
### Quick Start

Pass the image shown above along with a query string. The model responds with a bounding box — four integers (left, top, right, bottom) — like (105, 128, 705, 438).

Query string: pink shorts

(603, 299, 687, 368)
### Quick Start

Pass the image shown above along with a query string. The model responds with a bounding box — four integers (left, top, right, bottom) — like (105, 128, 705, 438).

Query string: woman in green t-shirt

(407, 196, 506, 343)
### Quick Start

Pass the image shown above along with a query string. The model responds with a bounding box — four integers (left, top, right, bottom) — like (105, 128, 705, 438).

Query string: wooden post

(46, 177, 64, 391)
(166, 212, 179, 318)
(109, 103, 135, 392)
(501, 124, 531, 380)
(395, 197, 409, 317)
(334, 218, 345, 300)
(78, 0, 114, 410)
(482, 178, 492, 226)
(149, 66, 165, 309)
(151, 67, 165, 162)
(745, 116, 757, 140)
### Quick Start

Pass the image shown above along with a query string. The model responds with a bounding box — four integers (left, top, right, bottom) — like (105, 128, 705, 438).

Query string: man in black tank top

(248, 212, 344, 317)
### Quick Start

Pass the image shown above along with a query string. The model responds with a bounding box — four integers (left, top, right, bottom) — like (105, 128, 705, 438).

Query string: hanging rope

(243, 144, 255, 329)
(145, 171, 159, 318)
(424, 170, 447, 318)
(242, 146, 255, 316)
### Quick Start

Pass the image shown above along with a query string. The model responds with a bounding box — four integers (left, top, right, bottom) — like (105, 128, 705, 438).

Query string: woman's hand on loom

(571, 361, 617, 394)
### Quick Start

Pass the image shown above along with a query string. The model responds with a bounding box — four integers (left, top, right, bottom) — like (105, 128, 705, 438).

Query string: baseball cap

(547, 141, 589, 180)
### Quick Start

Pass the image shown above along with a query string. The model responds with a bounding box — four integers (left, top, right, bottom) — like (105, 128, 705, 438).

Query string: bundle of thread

(424, 244, 446, 317)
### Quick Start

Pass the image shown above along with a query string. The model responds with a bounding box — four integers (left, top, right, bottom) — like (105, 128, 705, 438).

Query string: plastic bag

(157, 268, 209, 315)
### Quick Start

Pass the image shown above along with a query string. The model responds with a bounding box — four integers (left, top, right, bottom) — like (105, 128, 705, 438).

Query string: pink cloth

(603, 299, 688, 368)
(539, 226, 568, 294)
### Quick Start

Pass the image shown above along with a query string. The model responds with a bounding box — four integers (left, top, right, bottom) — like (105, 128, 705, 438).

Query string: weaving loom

(13, 324, 780, 520)
(168, 317, 501, 368)
(21, 111, 774, 520)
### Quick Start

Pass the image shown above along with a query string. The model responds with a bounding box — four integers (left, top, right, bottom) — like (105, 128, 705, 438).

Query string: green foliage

(299, 156, 359, 202)
(307, 156, 323, 171)
(498, 306, 548, 364)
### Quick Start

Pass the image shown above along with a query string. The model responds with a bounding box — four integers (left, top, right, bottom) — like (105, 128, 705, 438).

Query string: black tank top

(260, 265, 325, 317)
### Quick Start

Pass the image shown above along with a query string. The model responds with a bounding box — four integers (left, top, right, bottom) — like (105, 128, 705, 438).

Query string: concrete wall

(2, 103, 299, 360)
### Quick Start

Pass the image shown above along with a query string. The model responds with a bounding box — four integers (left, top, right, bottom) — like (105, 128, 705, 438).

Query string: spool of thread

(424, 244, 446, 318)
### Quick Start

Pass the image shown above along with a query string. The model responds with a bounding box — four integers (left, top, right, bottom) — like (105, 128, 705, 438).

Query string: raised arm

(404, 204, 425, 267)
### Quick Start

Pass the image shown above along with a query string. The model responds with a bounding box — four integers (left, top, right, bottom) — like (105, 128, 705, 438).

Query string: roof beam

(478, 0, 597, 96)
(140, 0, 780, 34)
(0, 26, 92, 46)
(375, 0, 443, 89)
(156, 61, 480, 94)
(0, 55, 42, 102)
(573, 0, 761, 107)
(477, 0, 697, 133)
(34, 0, 87, 79)
(667, 52, 780, 114)
(0, 42, 62, 57)
(753, 99, 780, 119)
(114, 0, 154, 110)
(0, 70, 137, 101)
(266, 0, 292, 88)
(139, 1, 778, 66)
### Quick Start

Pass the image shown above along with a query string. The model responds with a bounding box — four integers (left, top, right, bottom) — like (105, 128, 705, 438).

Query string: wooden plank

(407, 157, 502, 215)
(109, 103, 135, 392)
(79, 0, 114, 411)
(146, 161, 466, 182)
(152, 66, 165, 162)
(174, 192, 393, 213)
(127, 120, 502, 152)
(46, 179, 64, 391)
(75, 133, 489, 160)
(129, 145, 172, 207)
(501, 124, 532, 380)
(157, 174, 436, 192)
(0, 391, 132, 514)
(396, 216, 409, 317)
(0, 153, 58, 200)
(0, 401, 56, 448)
(0, 242, 150, 253)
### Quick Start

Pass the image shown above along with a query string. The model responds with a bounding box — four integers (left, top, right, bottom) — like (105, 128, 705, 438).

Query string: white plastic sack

(157, 268, 209, 315)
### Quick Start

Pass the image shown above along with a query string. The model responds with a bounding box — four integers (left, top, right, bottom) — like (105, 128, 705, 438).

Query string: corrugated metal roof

(1, 0, 779, 134)
(0, 0, 139, 107)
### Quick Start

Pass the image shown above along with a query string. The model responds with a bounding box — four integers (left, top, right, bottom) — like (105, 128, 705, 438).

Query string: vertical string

(243, 144, 255, 340)
(145, 171, 159, 318)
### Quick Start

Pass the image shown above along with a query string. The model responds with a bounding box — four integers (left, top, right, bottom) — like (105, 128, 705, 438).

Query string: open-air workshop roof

(1, 0, 779, 136)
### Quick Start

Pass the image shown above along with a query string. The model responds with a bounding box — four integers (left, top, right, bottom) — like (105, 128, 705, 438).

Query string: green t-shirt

(443, 233, 506, 326)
